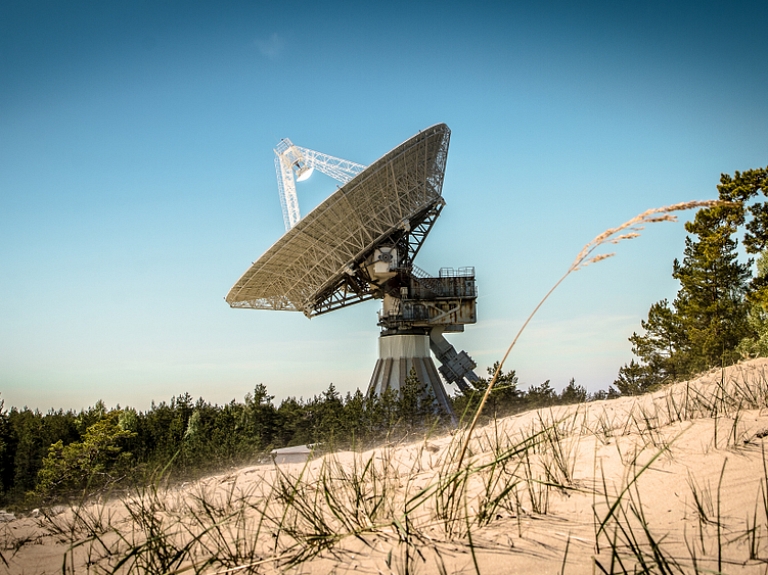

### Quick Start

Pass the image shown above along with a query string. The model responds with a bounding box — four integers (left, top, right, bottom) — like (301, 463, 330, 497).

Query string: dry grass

(0, 362, 765, 574)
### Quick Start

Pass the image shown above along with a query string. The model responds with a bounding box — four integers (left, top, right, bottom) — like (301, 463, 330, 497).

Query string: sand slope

(5, 360, 768, 574)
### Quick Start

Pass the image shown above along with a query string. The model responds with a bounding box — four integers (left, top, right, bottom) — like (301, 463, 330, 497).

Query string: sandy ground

(5, 360, 768, 574)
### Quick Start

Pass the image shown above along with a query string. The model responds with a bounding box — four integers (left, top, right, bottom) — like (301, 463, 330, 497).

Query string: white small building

(270, 444, 315, 465)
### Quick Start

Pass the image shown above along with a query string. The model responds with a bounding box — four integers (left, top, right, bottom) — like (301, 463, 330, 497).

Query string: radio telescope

(226, 124, 479, 419)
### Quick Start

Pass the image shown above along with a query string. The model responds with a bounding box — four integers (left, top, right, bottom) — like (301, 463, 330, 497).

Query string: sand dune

(5, 359, 768, 574)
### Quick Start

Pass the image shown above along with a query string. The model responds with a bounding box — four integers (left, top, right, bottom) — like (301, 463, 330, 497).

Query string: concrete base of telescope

(367, 333, 455, 421)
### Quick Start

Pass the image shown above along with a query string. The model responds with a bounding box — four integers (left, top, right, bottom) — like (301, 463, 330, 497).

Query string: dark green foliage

(241, 384, 277, 450)
(312, 383, 345, 442)
(5, 407, 79, 500)
(620, 171, 765, 387)
(628, 299, 687, 383)
(559, 378, 587, 404)
(398, 367, 438, 429)
(36, 411, 136, 500)
(736, 253, 768, 358)
(613, 360, 656, 396)
(525, 380, 557, 407)
(716, 168, 768, 357)
(715, 167, 768, 314)
(398, 368, 423, 424)
(340, 389, 368, 443)
(672, 204, 751, 371)
(454, 362, 522, 418)
(716, 167, 768, 254)
(1, 369, 619, 507)
(0, 400, 14, 496)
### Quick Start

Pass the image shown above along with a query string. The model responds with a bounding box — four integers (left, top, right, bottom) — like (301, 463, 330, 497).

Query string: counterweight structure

(227, 125, 479, 420)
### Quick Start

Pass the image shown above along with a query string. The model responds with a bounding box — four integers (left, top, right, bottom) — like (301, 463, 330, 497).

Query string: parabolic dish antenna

(227, 124, 480, 421)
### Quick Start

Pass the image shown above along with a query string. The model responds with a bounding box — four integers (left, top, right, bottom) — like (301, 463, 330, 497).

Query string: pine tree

(619, 171, 761, 385)
(735, 250, 768, 359)
(559, 378, 587, 404)
(0, 400, 14, 498)
(671, 205, 751, 371)
(628, 299, 688, 382)
(398, 367, 424, 429)
(613, 360, 655, 395)
(717, 167, 768, 304)
(241, 384, 277, 450)
(525, 380, 556, 407)
(463, 362, 521, 415)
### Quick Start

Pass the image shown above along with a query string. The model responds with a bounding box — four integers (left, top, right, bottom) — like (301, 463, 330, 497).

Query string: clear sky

(1, 1, 767, 411)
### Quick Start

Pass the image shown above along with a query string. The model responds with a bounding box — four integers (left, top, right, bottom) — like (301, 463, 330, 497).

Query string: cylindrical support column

(367, 333, 455, 420)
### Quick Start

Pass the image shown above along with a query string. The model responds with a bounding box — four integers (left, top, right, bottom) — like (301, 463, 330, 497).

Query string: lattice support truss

(274, 139, 366, 231)
(310, 200, 444, 315)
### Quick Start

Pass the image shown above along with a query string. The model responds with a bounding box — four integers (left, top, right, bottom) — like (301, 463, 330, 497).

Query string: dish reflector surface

(226, 124, 450, 317)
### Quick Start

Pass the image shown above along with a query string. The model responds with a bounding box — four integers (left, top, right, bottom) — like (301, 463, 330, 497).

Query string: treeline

(615, 167, 768, 394)
(0, 367, 609, 508)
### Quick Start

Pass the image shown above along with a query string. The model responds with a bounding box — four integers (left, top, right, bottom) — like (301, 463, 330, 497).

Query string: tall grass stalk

(456, 200, 722, 469)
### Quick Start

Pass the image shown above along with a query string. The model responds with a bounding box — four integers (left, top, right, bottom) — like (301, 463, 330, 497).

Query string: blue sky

(1, 0, 767, 411)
